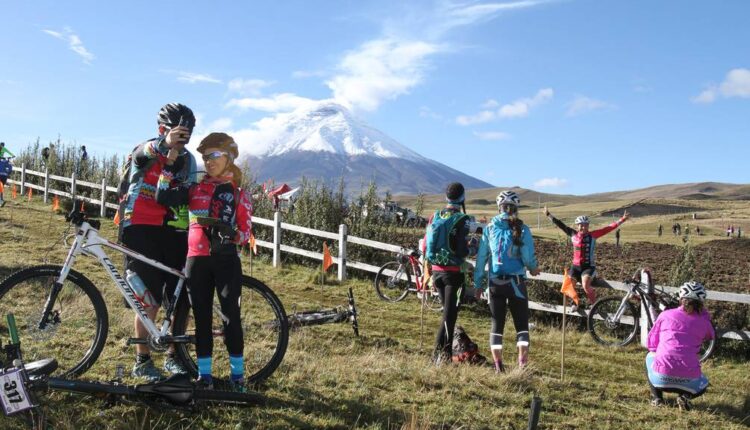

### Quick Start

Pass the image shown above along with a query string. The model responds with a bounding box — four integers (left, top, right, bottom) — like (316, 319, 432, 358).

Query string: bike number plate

(0, 369, 33, 415)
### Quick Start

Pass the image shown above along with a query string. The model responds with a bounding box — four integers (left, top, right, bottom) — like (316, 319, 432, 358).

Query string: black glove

(208, 224, 236, 246)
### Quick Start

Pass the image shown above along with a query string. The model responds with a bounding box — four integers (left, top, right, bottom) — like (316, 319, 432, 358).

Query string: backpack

(452, 326, 486, 365)
(0, 158, 11, 177)
(425, 209, 467, 266)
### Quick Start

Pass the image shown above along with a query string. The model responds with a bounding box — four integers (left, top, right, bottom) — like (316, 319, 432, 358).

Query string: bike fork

(612, 292, 633, 321)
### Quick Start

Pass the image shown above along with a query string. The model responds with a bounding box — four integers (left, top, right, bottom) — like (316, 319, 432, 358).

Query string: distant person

(658, 224, 663, 237)
(615, 228, 621, 247)
(474, 191, 540, 372)
(647, 281, 713, 411)
(423, 182, 477, 365)
(738, 227, 742, 239)
(0, 154, 12, 207)
(676, 223, 682, 236)
(80, 145, 89, 162)
(685, 224, 690, 236)
(544, 207, 630, 309)
(726, 226, 731, 237)
(672, 223, 677, 236)
(731, 225, 735, 235)
(696, 226, 701, 235)
(0, 142, 15, 159)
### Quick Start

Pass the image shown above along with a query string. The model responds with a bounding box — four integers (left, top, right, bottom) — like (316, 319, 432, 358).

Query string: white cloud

(473, 131, 511, 141)
(42, 28, 94, 64)
(433, 0, 551, 35)
(326, 38, 440, 112)
(292, 70, 327, 79)
(227, 78, 274, 95)
(693, 68, 750, 103)
(419, 106, 443, 120)
(481, 99, 499, 108)
(565, 95, 616, 117)
(534, 177, 568, 188)
(456, 88, 553, 125)
(176, 71, 222, 84)
(207, 117, 233, 130)
(226, 93, 319, 113)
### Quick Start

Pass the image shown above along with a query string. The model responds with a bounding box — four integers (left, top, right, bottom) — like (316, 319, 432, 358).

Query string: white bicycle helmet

(678, 281, 707, 301)
(496, 190, 521, 208)
(574, 215, 590, 225)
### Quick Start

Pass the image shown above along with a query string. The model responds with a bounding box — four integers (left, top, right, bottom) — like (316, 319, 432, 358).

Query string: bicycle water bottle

(125, 270, 157, 309)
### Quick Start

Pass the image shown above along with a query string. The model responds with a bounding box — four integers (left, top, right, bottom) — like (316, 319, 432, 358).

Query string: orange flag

(322, 242, 334, 272)
(249, 232, 258, 256)
(113, 209, 121, 226)
(52, 196, 60, 211)
(560, 269, 579, 306)
(0, 181, 4, 194)
(27, 187, 33, 201)
(11, 184, 17, 199)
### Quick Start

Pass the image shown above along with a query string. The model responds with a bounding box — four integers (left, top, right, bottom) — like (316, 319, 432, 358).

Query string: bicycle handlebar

(65, 199, 100, 230)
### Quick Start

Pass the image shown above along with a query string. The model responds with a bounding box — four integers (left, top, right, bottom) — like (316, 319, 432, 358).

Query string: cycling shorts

(646, 352, 708, 395)
(570, 265, 596, 282)
(0, 176, 7, 185)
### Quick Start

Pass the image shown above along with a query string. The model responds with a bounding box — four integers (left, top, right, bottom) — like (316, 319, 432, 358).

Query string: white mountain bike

(0, 203, 289, 384)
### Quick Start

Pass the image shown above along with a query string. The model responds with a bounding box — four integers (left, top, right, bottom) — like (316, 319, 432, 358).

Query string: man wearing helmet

(544, 207, 630, 308)
(646, 281, 714, 411)
(474, 190, 540, 372)
(121, 103, 198, 381)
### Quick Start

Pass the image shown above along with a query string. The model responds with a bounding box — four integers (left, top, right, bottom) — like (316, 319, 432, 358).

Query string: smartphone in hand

(176, 116, 191, 144)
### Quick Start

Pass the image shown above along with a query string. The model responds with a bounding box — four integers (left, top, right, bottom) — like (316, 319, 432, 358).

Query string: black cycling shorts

(0, 176, 7, 186)
(570, 265, 596, 282)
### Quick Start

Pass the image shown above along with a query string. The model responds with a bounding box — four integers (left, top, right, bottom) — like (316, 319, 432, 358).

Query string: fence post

(43, 167, 50, 203)
(338, 223, 347, 281)
(100, 177, 107, 217)
(70, 172, 77, 201)
(20, 163, 26, 195)
(640, 301, 649, 347)
(273, 211, 282, 268)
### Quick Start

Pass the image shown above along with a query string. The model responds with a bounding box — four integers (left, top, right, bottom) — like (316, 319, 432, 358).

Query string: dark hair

(508, 216, 524, 248)
(680, 298, 704, 314)
(445, 182, 465, 201)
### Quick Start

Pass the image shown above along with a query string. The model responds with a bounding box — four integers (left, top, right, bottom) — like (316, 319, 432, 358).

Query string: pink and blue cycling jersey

(647, 307, 714, 379)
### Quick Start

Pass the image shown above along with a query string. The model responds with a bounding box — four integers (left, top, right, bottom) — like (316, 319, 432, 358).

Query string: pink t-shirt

(647, 307, 714, 378)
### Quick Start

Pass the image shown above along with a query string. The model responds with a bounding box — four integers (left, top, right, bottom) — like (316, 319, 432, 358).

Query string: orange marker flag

(27, 187, 33, 201)
(322, 242, 334, 272)
(0, 181, 4, 194)
(113, 209, 121, 226)
(249, 232, 258, 256)
(560, 269, 579, 306)
(11, 184, 17, 199)
(52, 195, 60, 211)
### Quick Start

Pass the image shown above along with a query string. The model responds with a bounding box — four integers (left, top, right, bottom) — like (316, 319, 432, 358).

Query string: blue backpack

(0, 158, 11, 177)
(425, 209, 467, 266)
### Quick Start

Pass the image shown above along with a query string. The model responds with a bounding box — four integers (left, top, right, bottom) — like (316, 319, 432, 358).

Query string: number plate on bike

(0, 369, 33, 415)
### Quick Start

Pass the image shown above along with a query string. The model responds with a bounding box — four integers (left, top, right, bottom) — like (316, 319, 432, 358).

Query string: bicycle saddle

(135, 373, 194, 405)
(407, 249, 421, 257)
(24, 358, 59, 378)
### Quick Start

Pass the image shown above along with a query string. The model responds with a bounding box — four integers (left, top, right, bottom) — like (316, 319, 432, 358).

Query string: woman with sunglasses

(156, 132, 253, 390)
(544, 206, 630, 309)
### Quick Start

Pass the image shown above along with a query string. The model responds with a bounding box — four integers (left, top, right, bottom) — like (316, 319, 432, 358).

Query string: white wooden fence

(6, 164, 749, 343)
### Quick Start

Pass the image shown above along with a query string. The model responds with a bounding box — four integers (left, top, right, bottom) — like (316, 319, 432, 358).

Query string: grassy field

(0, 198, 748, 429)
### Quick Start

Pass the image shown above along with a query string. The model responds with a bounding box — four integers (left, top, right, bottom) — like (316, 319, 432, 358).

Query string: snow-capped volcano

(243, 102, 493, 194)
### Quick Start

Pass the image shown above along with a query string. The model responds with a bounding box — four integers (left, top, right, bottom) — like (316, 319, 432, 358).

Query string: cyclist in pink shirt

(646, 281, 714, 411)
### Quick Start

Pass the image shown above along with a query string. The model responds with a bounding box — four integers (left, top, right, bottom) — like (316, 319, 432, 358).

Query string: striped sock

(197, 356, 212, 382)
(229, 354, 244, 382)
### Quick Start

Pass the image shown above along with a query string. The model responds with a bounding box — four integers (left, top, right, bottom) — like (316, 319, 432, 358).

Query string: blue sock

(229, 354, 244, 381)
(197, 356, 212, 382)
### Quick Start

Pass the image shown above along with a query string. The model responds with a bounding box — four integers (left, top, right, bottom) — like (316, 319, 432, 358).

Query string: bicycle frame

(50, 221, 187, 345)
(610, 281, 660, 327)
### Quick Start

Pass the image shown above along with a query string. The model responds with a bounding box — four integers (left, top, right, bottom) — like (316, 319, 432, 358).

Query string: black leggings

(432, 271, 463, 359)
(186, 254, 244, 358)
(488, 279, 530, 351)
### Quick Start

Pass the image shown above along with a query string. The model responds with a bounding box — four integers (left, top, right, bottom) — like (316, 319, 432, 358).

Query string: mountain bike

(587, 276, 716, 362)
(0, 203, 289, 384)
(373, 248, 442, 310)
(0, 316, 262, 429)
(286, 287, 359, 336)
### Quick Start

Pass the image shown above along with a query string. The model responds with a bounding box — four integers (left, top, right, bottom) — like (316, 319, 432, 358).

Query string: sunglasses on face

(202, 151, 228, 162)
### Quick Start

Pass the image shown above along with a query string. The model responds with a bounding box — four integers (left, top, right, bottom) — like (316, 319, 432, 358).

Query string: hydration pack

(425, 209, 467, 266)
(452, 325, 486, 365)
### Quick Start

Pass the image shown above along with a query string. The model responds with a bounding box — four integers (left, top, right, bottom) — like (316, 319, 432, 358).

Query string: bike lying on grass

(0, 314, 262, 429)
(587, 274, 716, 362)
(285, 288, 359, 337)
(0, 203, 289, 384)
(373, 248, 442, 311)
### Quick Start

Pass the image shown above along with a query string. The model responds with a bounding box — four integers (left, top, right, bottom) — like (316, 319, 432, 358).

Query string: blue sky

(1, 0, 748, 194)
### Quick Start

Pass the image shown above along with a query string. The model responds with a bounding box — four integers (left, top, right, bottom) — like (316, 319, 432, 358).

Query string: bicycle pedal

(125, 338, 148, 346)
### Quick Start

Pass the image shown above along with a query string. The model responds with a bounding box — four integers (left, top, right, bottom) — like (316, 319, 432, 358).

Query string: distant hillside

(395, 182, 750, 207)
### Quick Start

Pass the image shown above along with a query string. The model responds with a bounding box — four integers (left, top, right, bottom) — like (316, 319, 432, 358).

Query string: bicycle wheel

(291, 311, 345, 327)
(0, 265, 109, 376)
(173, 276, 289, 385)
(374, 261, 411, 302)
(587, 296, 638, 347)
(699, 323, 718, 362)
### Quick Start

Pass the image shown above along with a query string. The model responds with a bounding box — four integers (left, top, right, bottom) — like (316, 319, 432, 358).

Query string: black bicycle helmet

(157, 103, 196, 131)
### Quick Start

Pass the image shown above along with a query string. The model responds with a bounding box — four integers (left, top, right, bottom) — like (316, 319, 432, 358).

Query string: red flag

(560, 269, 579, 306)
(80, 200, 85, 211)
(27, 187, 32, 201)
(322, 242, 334, 272)
(249, 232, 258, 255)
